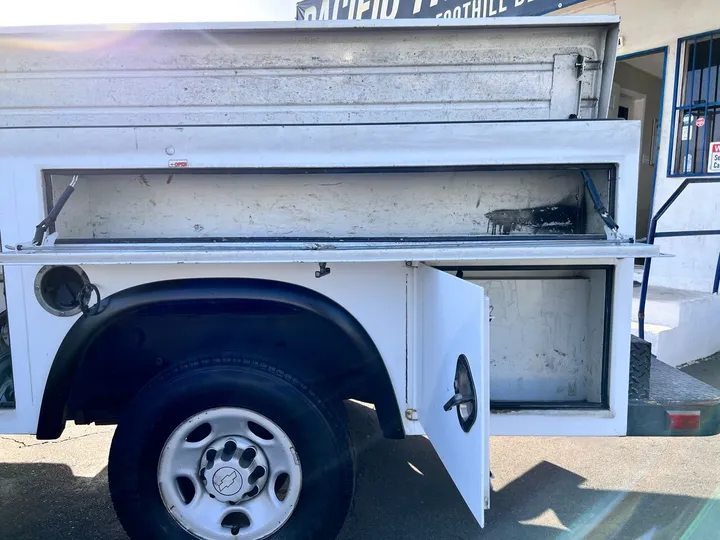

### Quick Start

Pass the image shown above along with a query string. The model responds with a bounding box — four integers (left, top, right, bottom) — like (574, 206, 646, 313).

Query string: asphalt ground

(1, 358, 719, 540)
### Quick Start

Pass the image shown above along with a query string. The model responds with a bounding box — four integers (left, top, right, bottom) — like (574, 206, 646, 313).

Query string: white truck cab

(0, 17, 718, 540)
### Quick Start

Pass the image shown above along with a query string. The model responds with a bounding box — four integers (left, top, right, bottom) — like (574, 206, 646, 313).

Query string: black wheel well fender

(37, 278, 404, 440)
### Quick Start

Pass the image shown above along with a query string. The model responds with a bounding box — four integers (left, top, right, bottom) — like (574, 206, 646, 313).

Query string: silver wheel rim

(158, 407, 302, 540)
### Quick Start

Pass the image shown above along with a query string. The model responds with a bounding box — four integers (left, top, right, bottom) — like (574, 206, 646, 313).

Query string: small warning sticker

(708, 142, 720, 173)
(169, 159, 189, 168)
(696, 117, 706, 128)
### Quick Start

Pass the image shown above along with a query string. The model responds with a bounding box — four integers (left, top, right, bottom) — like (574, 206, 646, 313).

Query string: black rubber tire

(0, 353, 13, 404)
(629, 335, 651, 399)
(108, 357, 355, 540)
(0, 311, 13, 405)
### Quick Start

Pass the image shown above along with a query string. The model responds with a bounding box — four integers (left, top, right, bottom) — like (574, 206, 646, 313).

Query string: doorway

(612, 49, 667, 243)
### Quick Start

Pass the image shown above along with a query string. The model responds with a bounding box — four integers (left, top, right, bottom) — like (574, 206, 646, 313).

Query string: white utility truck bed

(0, 17, 717, 540)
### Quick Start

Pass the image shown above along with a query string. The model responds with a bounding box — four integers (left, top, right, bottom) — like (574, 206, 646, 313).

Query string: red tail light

(668, 411, 701, 431)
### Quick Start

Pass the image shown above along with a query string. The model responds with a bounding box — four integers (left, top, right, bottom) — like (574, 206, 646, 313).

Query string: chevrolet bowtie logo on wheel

(213, 467, 243, 496)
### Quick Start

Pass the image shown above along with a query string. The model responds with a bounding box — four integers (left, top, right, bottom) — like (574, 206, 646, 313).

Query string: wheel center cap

(212, 467, 243, 496)
(200, 436, 270, 503)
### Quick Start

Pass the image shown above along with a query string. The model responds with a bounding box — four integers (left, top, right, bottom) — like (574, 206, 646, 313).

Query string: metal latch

(572, 55, 602, 119)
(575, 54, 601, 79)
(443, 354, 478, 433)
(315, 262, 331, 278)
(405, 408, 418, 421)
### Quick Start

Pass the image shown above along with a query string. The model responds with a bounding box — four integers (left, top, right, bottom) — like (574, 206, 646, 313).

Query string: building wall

(562, 0, 720, 291)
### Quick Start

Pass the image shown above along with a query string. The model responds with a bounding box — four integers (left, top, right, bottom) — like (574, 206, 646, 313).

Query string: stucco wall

(562, 0, 720, 291)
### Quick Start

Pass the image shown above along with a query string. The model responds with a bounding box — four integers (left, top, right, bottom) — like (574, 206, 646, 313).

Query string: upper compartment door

(417, 264, 490, 527)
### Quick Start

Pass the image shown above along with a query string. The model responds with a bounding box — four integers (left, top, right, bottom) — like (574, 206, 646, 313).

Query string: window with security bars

(672, 31, 720, 175)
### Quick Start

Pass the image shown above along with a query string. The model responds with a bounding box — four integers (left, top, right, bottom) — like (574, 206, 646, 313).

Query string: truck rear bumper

(628, 358, 720, 436)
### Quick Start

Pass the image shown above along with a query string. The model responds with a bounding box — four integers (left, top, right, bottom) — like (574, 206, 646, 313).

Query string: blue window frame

(670, 29, 720, 176)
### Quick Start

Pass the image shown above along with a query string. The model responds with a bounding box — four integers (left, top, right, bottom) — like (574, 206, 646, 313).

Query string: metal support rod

(638, 178, 720, 339)
(32, 174, 80, 246)
(638, 180, 690, 339)
(714, 253, 720, 295)
(654, 229, 720, 238)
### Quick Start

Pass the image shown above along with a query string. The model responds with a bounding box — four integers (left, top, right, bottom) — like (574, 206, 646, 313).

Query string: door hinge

(405, 408, 418, 421)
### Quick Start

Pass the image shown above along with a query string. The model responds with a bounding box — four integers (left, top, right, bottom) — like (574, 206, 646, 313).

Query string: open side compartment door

(417, 264, 490, 527)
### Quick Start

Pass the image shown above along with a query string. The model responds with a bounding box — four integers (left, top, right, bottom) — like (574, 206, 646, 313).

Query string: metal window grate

(673, 30, 720, 175)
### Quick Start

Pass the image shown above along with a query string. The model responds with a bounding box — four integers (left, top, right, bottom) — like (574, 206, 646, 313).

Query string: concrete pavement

(1, 363, 719, 539)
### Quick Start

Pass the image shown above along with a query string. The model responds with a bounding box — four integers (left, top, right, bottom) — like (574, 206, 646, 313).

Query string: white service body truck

(0, 16, 718, 540)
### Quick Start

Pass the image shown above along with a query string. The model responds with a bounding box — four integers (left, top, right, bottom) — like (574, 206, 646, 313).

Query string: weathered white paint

(0, 121, 643, 250)
(49, 170, 606, 240)
(0, 18, 618, 127)
(0, 243, 658, 266)
(585, 268, 608, 402)
(1, 255, 635, 438)
(1, 262, 412, 434)
(0, 19, 639, 443)
(474, 278, 594, 403)
(417, 265, 488, 527)
(461, 267, 609, 406)
(490, 258, 634, 437)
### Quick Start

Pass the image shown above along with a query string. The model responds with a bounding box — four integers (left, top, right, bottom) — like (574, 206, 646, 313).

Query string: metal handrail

(638, 177, 720, 340)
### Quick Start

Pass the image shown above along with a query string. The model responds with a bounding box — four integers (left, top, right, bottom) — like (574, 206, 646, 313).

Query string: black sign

(297, 0, 588, 20)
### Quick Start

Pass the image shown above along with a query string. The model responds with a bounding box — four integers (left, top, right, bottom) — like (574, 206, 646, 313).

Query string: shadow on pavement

(0, 462, 124, 540)
(342, 403, 720, 540)
(0, 402, 718, 540)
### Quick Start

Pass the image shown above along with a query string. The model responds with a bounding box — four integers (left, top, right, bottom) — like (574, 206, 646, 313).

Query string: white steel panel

(2, 262, 411, 435)
(489, 259, 635, 437)
(0, 120, 645, 250)
(417, 264, 488, 527)
(0, 17, 618, 127)
(482, 296, 491, 511)
(0, 243, 658, 266)
(478, 278, 593, 403)
(48, 169, 609, 240)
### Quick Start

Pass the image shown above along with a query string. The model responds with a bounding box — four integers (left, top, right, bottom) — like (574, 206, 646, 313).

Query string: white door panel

(417, 264, 489, 526)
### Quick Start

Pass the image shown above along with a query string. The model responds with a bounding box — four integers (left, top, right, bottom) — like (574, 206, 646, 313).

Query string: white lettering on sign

(381, 0, 400, 18)
(304, 0, 566, 20)
(708, 142, 720, 173)
(319, 0, 332, 18)
(356, 0, 372, 17)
